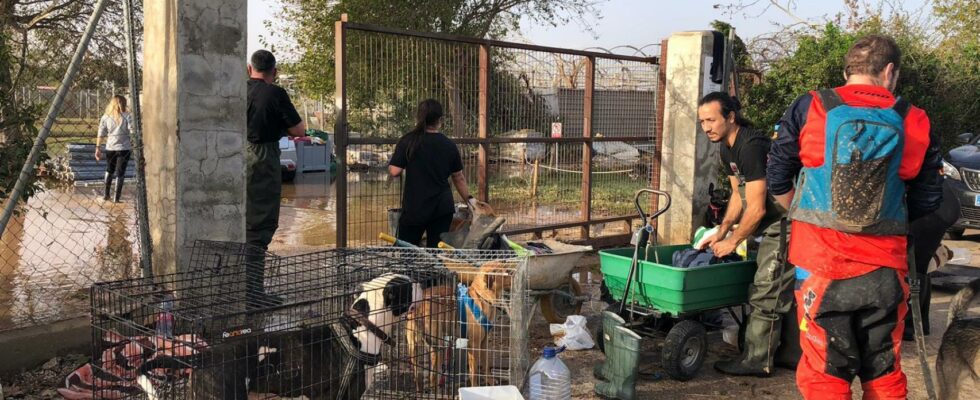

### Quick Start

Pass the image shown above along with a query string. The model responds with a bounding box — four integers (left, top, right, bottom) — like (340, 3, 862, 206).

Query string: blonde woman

(95, 95, 132, 202)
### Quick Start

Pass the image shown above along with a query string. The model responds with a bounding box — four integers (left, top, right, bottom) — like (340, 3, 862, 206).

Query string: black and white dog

(192, 273, 421, 399)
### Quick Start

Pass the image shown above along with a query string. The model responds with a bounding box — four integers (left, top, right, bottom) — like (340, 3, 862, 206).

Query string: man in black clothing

(245, 50, 305, 307)
(696, 92, 795, 377)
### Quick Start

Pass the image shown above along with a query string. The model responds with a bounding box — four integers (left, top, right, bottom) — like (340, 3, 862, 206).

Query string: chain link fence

(0, 84, 144, 333)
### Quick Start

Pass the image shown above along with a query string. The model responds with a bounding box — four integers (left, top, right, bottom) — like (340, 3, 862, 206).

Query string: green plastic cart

(596, 189, 757, 381)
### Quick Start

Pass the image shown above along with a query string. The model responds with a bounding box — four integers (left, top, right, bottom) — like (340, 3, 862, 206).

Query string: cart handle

(634, 189, 671, 225)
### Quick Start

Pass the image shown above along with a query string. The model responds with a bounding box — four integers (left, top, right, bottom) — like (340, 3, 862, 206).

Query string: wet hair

(845, 34, 901, 78)
(250, 50, 276, 73)
(698, 91, 752, 127)
(404, 99, 444, 160)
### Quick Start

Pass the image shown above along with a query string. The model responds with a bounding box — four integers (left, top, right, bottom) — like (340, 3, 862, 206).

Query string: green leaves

(741, 13, 979, 150)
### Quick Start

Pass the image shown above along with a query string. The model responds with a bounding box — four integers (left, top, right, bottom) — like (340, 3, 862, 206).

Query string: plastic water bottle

(156, 293, 174, 338)
(528, 346, 571, 400)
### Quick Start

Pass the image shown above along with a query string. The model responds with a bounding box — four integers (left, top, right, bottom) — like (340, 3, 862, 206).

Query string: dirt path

(526, 239, 980, 400)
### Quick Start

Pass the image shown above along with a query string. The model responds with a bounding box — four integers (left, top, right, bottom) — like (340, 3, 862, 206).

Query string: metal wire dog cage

(88, 241, 530, 399)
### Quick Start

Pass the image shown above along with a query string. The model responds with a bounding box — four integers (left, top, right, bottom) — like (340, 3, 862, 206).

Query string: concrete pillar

(659, 31, 722, 245)
(143, 0, 247, 275)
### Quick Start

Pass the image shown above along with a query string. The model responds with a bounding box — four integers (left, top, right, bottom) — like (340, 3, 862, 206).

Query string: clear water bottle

(528, 346, 571, 400)
(156, 293, 174, 338)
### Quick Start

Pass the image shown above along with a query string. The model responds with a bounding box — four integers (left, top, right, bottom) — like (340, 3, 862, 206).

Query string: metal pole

(0, 0, 111, 239)
(334, 14, 349, 247)
(124, 0, 153, 278)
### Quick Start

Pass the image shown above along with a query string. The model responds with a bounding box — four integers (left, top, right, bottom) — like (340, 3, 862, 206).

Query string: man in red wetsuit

(767, 35, 943, 399)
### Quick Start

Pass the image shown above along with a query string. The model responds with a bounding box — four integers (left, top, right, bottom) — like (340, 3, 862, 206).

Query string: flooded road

(0, 166, 632, 331)
(0, 182, 141, 331)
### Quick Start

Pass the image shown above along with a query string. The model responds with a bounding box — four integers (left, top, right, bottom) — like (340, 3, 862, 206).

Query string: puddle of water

(0, 183, 140, 331)
(0, 166, 632, 330)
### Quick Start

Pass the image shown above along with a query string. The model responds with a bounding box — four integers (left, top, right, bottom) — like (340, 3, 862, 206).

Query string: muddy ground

(2, 236, 979, 399)
(527, 237, 980, 400)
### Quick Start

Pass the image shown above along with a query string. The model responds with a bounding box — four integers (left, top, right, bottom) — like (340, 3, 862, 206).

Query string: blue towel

(671, 248, 742, 268)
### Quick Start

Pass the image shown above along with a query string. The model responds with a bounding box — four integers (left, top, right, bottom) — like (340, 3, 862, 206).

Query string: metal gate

(333, 16, 662, 247)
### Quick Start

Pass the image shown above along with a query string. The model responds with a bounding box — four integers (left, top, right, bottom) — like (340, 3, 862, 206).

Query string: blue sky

(247, 0, 932, 59)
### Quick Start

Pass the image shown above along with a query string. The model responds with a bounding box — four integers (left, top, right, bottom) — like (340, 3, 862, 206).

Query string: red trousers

(795, 267, 909, 399)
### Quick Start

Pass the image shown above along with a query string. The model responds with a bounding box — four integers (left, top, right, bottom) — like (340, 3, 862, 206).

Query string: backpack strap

(892, 97, 911, 119)
(816, 89, 845, 112)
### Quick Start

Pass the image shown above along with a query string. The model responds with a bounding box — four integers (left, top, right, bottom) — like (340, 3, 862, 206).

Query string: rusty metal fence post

(330, 19, 660, 247)
(334, 14, 349, 248)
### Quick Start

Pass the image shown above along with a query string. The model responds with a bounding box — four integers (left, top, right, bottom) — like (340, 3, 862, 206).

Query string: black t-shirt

(247, 79, 302, 144)
(389, 132, 464, 225)
(720, 127, 771, 185)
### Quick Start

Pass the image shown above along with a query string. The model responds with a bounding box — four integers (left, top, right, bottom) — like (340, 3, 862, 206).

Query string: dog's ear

(383, 275, 415, 317)
(708, 182, 714, 193)
(352, 298, 369, 315)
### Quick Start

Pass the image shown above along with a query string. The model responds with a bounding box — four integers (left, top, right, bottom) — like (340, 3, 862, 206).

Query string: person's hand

(711, 237, 738, 257)
(698, 230, 726, 250)
(95, 148, 102, 161)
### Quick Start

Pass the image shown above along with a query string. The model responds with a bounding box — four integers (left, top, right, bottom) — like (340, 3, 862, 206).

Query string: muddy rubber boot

(594, 311, 626, 381)
(112, 176, 124, 203)
(595, 326, 641, 400)
(716, 313, 777, 377)
(103, 172, 112, 201)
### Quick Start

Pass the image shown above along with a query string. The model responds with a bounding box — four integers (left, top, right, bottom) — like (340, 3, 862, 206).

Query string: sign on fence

(551, 122, 563, 138)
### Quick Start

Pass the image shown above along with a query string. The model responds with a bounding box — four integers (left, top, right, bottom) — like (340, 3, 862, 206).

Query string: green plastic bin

(598, 244, 758, 315)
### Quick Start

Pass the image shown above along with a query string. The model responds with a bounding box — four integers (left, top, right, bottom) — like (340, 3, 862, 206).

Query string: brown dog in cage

(407, 261, 513, 391)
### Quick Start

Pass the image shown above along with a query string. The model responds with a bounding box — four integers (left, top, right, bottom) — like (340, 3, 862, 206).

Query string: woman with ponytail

(388, 99, 479, 247)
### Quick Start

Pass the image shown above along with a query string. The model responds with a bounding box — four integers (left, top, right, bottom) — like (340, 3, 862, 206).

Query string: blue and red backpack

(790, 89, 912, 234)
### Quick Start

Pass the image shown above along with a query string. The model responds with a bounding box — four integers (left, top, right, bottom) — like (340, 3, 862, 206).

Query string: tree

(273, 0, 598, 138)
(1, 0, 142, 90)
(274, 0, 597, 95)
(0, 28, 41, 207)
(1, 0, 141, 206)
(730, 1, 978, 148)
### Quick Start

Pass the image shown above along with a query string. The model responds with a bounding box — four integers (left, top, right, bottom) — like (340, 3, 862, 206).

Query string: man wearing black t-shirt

(245, 50, 305, 306)
(696, 92, 795, 377)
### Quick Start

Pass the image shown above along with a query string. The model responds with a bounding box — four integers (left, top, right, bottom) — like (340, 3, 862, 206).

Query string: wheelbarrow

(596, 189, 757, 381)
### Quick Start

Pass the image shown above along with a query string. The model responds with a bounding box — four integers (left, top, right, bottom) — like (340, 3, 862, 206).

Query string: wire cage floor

(88, 241, 530, 399)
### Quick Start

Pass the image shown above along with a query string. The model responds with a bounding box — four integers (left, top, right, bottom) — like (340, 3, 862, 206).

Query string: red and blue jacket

(767, 84, 943, 279)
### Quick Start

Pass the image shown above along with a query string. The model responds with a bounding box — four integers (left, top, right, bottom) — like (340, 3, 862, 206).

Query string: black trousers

(397, 213, 454, 248)
(105, 150, 131, 178)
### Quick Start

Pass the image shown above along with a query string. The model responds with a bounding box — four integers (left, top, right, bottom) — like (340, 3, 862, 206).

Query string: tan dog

(406, 261, 512, 391)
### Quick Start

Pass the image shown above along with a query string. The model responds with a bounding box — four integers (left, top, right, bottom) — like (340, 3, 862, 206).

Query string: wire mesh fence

(334, 21, 662, 247)
(86, 242, 529, 399)
(0, 84, 145, 333)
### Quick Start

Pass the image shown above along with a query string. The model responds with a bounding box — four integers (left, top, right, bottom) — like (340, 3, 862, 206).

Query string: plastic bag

(549, 315, 594, 350)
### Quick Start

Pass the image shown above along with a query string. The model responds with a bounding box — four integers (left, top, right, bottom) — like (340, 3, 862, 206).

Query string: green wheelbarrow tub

(598, 244, 758, 316)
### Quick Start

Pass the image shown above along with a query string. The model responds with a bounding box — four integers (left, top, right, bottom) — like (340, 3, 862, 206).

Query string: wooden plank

(478, 44, 489, 202)
(334, 15, 348, 247)
(580, 56, 595, 239)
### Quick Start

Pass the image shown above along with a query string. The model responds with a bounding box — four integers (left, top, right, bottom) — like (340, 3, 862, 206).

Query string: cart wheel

(540, 278, 584, 324)
(662, 320, 707, 381)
